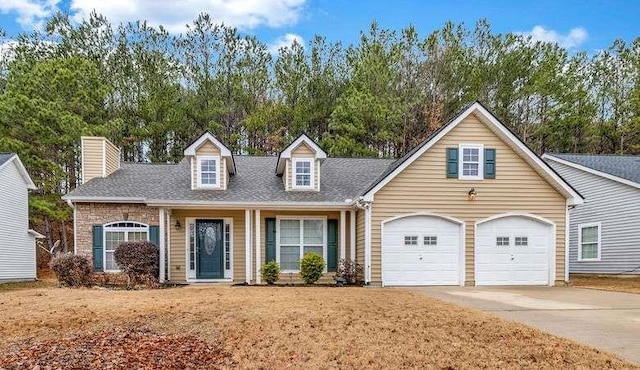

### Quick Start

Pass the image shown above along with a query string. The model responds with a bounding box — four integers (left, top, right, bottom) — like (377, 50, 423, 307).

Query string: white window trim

(197, 156, 221, 189)
(184, 217, 234, 282)
(275, 216, 327, 273)
(458, 143, 484, 180)
(103, 221, 149, 273)
(577, 222, 601, 261)
(292, 158, 315, 190)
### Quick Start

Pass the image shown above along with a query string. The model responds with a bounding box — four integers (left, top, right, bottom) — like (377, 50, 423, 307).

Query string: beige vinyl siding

(192, 141, 226, 190)
(81, 137, 104, 183)
(169, 210, 246, 283)
(288, 143, 320, 191)
(258, 210, 341, 283)
(356, 209, 365, 280)
(371, 113, 566, 285)
(104, 140, 120, 176)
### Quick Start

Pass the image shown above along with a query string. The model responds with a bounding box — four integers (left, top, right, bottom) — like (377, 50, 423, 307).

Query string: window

(198, 156, 219, 188)
(293, 159, 313, 189)
(224, 223, 231, 270)
(424, 236, 438, 246)
(103, 222, 149, 271)
(496, 236, 510, 246)
(278, 218, 326, 271)
(459, 144, 484, 180)
(189, 223, 196, 271)
(579, 223, 600, 261)
(404, 236, 419, 246)
(515, 236, 528, 246)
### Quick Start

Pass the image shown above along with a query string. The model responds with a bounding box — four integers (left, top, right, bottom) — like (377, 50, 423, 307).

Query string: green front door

(196, 219, 224, 279)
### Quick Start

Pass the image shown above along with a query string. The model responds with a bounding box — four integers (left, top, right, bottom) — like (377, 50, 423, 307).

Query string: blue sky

(0, 0, 638, 53)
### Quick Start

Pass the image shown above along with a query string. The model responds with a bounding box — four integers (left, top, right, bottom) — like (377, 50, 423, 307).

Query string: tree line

(0, 13, 638, 249)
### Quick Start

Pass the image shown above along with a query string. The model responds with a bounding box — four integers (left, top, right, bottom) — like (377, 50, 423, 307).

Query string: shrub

(114, 241, 159, 287)
(300, 253, 325, 284)
(336, 258, 362, 285)
(261, 261, 281, 284)
(49, 253, 93, 287)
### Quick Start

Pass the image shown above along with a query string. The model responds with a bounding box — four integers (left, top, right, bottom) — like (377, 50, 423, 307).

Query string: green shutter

(484, 148, 496, 179)
(327, 219, 338, 272)
(446, 148, 458, 178)
(149, 226, 160, 247)
(92, 225, 103, 271)
(265, 218, 276, 262)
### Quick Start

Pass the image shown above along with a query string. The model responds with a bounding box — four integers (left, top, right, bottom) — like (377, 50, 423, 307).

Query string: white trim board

(543, 154, 640, 190)
(362, 102, 583, 205)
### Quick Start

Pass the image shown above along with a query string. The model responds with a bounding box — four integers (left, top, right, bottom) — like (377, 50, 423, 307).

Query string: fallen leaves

(0, 327, 229, 369)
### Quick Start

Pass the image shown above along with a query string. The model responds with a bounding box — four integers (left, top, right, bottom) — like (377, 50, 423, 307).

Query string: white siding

(0, 160, 36, 281)
(548, 161, 640, 274)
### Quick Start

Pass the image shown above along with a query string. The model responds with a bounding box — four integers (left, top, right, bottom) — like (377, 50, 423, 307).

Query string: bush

(114, 241, 159, 287)
(261, 261, 281, 284)
(336, 258, 362, 285)
(50, 254, 93, 287)
(300, 253, 325, 284)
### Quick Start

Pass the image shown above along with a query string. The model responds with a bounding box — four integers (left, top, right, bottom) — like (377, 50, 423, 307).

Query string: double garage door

(382, 214, 553, 286)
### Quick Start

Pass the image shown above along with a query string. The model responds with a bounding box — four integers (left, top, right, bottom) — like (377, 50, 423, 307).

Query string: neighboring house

(0, 153, 42, 282)
(543, 154, 640, 275)
(63, 102, 582, 286)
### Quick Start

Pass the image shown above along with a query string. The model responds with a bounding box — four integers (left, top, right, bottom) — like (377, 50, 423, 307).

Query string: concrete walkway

(408, 286, 640, 364)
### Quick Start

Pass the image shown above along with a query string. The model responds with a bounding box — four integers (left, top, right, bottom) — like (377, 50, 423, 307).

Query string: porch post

(339, 210, 346, 260)
(255, 209, 261, 284)
(245, 209, 252, 284)
(364, 204, 372, 284)
(350, 210, 356, 262)
(159, 208, 165, 283)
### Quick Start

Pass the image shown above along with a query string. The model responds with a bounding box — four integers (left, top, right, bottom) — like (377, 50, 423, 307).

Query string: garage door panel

(476, 215, 552, 286)
(383, 215, 462, 286)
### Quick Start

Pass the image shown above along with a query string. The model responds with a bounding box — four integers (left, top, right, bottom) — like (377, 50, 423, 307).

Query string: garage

(382, 214, 463, 286)
(475, 214, 554, 286)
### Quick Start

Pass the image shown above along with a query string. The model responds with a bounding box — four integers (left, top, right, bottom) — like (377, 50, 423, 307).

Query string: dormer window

(293, 159, 314, 189)
(198, 156, 219, 187)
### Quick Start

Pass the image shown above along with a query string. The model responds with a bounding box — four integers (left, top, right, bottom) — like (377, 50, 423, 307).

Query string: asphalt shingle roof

(551, 153, 640, 184)
(65, 156, 396, 204)
(0, 153, 15, 167)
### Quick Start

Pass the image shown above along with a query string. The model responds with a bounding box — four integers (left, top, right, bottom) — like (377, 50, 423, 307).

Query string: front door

(196, 219, 224, 279)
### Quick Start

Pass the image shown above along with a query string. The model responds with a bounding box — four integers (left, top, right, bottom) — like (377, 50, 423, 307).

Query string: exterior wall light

(468, 188, 477, 201)
(174, 219, 181, 229)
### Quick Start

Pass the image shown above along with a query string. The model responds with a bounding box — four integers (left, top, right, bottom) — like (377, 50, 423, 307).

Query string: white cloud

(267, 33, 304, 54)
(519, 25, 588, 49)
(0, 0, 60, 29)
(69, 0, 307, 33)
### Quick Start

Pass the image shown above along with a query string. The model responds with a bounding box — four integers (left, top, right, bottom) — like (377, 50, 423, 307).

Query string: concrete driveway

(408, 286, 640, 364)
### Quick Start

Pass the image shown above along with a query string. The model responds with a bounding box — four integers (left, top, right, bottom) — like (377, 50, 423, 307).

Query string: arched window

(103, 221, 149, 271)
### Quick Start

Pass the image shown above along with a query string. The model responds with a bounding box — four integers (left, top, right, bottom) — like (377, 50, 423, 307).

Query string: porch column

(245, 209, 252, 284)
(339, 210, 346, 260)
(159, 208, 165, 283)
(350, 210, 356, 262)
(364, 204, 372, 284)
(255, 209, 261, 284)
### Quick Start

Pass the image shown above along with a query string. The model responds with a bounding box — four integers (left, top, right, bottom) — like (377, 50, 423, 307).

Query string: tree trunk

(44, 216, 53, 251)
(60, 220, 68, 252)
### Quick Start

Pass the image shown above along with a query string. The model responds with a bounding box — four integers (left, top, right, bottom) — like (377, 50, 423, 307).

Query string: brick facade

(74, 203, 159, 261)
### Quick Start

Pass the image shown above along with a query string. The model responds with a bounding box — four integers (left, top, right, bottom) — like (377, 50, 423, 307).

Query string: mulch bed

(0, 328, 230, 369)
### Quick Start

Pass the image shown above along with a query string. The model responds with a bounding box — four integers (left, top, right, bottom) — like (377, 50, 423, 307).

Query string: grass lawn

(0, 285, 634, 369)
(571, 275, 640, 294)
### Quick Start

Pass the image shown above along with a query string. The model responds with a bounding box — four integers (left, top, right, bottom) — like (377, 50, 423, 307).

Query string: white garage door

(382, 215, 462, 286)
(476, 215, 553, 285)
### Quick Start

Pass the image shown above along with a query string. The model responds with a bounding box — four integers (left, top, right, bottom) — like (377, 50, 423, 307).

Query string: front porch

(159, 208, 358, 284)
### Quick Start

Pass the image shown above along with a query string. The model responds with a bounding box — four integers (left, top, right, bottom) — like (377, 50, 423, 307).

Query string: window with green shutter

(327, 219, 338, 272)
(446, 148, 458, 178)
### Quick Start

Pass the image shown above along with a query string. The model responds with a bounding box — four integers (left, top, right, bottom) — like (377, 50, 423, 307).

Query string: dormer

(276, 134, 326, 192)
(184, 133, 235, 190)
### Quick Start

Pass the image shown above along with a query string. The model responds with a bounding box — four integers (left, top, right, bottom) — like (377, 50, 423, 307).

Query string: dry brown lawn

(571, 275, 640, 294)
(0, 285, 635, 369)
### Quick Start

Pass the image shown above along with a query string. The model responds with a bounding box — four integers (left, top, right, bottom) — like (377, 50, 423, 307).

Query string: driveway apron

(408, 286, 640, 364)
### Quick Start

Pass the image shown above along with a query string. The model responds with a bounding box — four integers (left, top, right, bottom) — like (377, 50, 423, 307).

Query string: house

(63, 102, 582, 286)
(543, 154, 640, 275)
(0, 153, 42, 282)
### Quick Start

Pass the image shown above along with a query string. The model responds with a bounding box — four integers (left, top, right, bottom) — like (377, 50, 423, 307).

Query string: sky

(0, 0, 639, 54)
